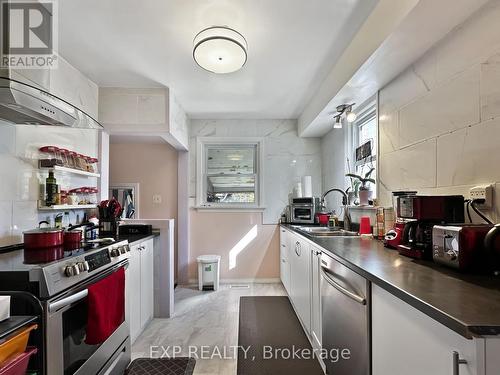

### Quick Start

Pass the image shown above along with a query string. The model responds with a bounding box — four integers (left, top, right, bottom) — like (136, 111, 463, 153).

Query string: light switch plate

(152, 194, 162, 204)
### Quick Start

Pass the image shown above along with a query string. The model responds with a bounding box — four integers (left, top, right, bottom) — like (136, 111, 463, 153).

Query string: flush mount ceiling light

(193, 26, 248, 74)
(333, 103, 357, 129)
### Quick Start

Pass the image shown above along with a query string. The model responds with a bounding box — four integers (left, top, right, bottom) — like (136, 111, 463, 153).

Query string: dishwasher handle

(321, 267, 366, 305)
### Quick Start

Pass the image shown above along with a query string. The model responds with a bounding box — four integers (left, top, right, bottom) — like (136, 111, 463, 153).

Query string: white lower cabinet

(290, 236, 311, 334)
(140, 239, 154, 327)
(310, 246, 322, 351)
(372, 284, 484, 375)
(280, 228, 291, 294)
(127, 238, 154, 343)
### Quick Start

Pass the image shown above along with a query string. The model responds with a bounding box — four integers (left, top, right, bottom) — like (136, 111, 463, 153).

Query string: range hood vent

(0, 77, 102, 129)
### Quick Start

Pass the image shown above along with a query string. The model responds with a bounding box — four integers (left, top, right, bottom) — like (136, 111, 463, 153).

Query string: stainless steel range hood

(0, 77, 103, 129)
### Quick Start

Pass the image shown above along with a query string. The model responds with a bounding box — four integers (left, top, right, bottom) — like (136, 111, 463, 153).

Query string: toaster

(432, 224, 494, 271)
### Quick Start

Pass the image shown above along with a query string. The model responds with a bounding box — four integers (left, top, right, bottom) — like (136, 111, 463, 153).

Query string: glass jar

(76, 153, 87, 170)
(68, 189, 80, 205)
(86, 157, 98, 173)
(89, 187, 98, 204)
(39, 146, 63, 167)
(81, 187, 90, 204)
(60, 190, 69, 205)
(60, 149, 72, 168)
(68, 193, 79, 206)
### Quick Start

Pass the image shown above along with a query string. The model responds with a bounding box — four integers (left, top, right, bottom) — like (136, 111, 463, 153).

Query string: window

(350, 101, 377, 197)
(196, 138, 263, 208)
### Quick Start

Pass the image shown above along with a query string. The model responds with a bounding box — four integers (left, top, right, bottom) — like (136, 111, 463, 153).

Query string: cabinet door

(290, 238, 311, 334)
(372, 284, 483, 375)
(310, 247, 322, 350)
(128, 244, 141, 343)
(140, 239, 154, 328)
(280, 229, 291, 294)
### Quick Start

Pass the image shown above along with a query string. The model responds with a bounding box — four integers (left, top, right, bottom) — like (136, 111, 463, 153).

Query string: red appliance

(384, 222, 406, 249)
(395, 195, 465, 260)
(433, 224, 500, 272)
(397, 221, 436, 260)
(397, 195, 464, 222)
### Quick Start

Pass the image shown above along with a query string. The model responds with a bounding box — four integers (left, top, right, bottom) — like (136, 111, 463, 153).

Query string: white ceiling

(59, 0, 377, 119)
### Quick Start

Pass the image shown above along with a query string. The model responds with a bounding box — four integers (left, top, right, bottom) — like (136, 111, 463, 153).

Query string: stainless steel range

(0, 240, 132, 375)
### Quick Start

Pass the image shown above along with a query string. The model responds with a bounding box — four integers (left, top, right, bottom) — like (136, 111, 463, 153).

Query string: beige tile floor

(132, 283, 286, 374)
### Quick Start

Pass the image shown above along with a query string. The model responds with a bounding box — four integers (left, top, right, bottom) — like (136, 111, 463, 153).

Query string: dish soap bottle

(45, 171, 57, 206)
(329, 210, 339, 228)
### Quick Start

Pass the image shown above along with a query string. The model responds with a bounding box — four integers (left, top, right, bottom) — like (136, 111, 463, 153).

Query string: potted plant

(346, 168, 375, 206)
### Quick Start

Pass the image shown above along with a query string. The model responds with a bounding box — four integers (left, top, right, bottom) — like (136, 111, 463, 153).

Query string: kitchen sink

(293, 226, 359, 237)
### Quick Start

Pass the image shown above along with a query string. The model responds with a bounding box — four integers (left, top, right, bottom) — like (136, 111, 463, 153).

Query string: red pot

(64, 230, 82, 245)
(23, 228, 64, 249)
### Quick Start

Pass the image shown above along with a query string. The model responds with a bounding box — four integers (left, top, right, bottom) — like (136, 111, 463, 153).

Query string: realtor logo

(1, 0, 58, 68)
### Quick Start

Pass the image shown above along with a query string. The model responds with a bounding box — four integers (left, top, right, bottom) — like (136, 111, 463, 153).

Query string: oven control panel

(37, 240, 130, 298)
(85, 249, 112, 272)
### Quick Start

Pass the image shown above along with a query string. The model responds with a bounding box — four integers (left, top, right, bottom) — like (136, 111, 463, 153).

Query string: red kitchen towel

(85, 267, 125, 345)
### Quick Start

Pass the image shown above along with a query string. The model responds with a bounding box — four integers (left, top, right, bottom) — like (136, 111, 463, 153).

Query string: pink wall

(189, 210, 279, 281)
(109, 142, 178, 219)
(109, 142, 178, 276)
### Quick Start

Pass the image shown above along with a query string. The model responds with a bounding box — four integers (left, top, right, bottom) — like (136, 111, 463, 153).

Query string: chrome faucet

(321, 188, 352, 231)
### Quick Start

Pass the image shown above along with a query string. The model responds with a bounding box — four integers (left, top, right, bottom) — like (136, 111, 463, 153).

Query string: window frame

(347, 96, 378, 198)
(196, 137, 265, 209)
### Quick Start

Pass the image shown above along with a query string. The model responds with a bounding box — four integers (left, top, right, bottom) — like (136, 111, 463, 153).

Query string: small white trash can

(197, 255, 221, 291)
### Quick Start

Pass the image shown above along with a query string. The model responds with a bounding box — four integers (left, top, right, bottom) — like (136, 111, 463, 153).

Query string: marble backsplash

(188, 119, 322, 224)
(0, 122, 99, 247)
(378, 0, 500, 223)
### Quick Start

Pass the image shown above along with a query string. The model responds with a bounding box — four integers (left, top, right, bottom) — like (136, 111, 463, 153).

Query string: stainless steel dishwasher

(321, 252, 370, 375)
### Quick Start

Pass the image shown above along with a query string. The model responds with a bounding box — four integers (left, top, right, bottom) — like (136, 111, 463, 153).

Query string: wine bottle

(46, 171, 57, 206)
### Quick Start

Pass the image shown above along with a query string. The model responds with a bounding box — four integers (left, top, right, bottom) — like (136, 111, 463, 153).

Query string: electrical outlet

(152, 194, 162, 204)
(469, 184, 493, 208)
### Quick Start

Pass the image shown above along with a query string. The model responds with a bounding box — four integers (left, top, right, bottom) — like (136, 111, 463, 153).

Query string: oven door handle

(48, 289, 88, 313)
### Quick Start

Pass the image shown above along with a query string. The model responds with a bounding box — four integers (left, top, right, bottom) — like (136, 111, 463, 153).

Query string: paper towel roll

(301, 176, 312, 197)
(295, 182, 303, 198)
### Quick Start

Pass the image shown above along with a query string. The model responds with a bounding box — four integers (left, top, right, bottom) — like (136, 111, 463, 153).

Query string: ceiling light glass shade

(346, 110, 357, 123)
(333, 116, 342, 129)
(193, 26, 248, 74)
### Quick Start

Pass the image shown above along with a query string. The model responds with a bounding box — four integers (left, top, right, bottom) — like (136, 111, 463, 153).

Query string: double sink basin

(292, 225, 359, 237)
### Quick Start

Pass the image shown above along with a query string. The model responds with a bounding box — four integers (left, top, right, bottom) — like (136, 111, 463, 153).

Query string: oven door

(45, 261, 130, 375)
(291, 205, 314, 223)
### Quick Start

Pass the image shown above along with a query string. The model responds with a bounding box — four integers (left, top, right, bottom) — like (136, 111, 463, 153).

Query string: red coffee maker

(384, 191, 417, 249)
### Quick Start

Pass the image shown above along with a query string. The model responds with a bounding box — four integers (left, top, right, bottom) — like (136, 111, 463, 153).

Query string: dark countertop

(116, 231, 159, 245)
(282, 224, 500, 339)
